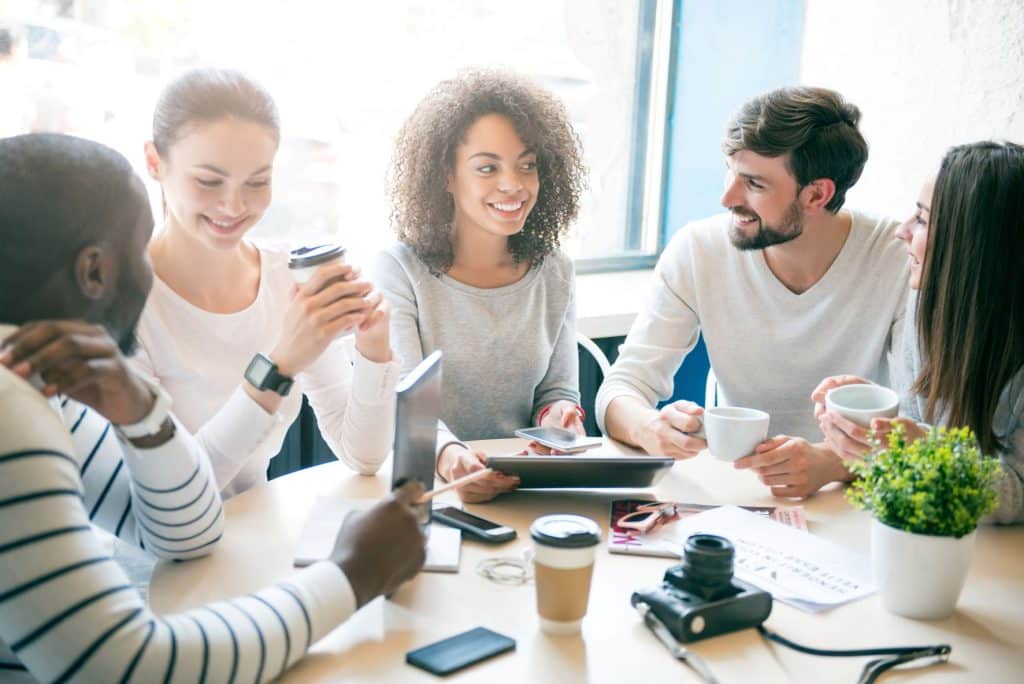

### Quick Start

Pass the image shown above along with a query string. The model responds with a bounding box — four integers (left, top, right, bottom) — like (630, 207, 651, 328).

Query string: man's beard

(117, 328, 139, 356)
(104, 284, 146, 356)
(728, 199, 804, 250)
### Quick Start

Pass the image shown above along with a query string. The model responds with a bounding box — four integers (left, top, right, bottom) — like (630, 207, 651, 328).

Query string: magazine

(609, 499, 807, 558)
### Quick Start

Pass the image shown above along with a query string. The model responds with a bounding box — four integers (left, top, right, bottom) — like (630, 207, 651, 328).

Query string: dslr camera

(631, 533, 771, 643)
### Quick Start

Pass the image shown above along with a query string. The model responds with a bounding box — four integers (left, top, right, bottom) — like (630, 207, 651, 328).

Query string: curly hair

(388, 69, 587, 273)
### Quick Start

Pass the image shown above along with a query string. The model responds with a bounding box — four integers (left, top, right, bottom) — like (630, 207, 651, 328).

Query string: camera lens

(675, 534, 740, 601)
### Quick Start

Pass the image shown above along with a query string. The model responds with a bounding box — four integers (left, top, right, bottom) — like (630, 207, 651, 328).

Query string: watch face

(246, 354, 274, 386)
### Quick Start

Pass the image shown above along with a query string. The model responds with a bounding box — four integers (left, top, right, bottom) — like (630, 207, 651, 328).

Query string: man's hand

(330, 481, 427, 608)
(636, 400, 706, 460)
(0, 320, 154, 425)
(733, 435, 853, 498)
(437, 444, 519, 503)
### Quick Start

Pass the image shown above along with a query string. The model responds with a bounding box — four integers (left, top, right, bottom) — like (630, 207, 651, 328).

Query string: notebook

(608, 498, 807, 558)
(294, 496, 461, 573)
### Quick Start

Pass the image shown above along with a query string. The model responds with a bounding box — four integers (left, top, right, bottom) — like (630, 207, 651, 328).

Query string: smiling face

(895, 177, 936, 290)
(148, 117, 278, 250)
(447, 113, 539, 243)
(721, 149, 807, 250)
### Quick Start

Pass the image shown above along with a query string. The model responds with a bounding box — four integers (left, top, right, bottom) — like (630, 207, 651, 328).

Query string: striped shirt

(0, 359, 356, 682)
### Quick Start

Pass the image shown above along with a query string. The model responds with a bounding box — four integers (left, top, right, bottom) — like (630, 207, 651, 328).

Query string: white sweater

(597, 210, 910, 441)
(134, 244, 400, 498)
(0, 339, 356, 682)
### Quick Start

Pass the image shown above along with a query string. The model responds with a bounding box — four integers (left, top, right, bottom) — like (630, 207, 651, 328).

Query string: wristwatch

(115, 376, 173, 440)
(244, 353, 294, 397)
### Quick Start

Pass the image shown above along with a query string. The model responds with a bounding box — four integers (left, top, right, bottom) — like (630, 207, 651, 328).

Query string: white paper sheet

(661, 505, 875, 612)
(294, 496, 461, 573)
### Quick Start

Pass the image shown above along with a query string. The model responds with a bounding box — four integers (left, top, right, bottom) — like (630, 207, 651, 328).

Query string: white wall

(800, 0, 1024, 217)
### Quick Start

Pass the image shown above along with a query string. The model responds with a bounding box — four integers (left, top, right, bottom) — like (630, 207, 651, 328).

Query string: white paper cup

(288, 244, 346, 284)
(289, 244, 352, 338)
(825, 384, 899, 428)
(693, 406, 770, 462)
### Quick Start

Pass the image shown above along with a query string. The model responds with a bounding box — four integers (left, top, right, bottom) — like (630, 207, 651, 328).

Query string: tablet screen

(392, 350, 442, 499)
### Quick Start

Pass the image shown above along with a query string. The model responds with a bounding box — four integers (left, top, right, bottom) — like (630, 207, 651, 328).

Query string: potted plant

(846, 425, 1000, 619)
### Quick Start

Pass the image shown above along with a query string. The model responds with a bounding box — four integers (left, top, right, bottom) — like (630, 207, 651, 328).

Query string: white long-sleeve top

(134, 243, 400, 498)
(0, 359, 357, 682)
(596, 210, 910, 441)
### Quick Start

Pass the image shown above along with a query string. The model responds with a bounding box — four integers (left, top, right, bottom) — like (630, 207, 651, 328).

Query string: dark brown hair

(388, 69, 586, 273)
(152, 67, 280, 156)
(915, 140, 1024, 455)
(722, 86, 867, 212)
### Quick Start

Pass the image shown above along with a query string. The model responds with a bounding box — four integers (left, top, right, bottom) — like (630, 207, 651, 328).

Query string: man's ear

(73, 245, 116, 302)
(143, 141, 163, 182)
(801, 178, 837, 214)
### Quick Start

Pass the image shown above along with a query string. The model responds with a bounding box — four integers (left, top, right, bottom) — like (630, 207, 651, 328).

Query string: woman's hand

(868, 416, 929, 445)
(526, 400, 587, 454)
(353, 290, 392, 364)
(810, 374, 872, 421)
(271, 262, 375, 377)
(539, 400, 585, 435)
(437, 444, 519, 503)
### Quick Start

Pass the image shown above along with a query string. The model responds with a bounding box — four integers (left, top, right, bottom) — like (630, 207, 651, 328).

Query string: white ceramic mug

(689, 406, 770, 462)
(825, 384, 899, 428)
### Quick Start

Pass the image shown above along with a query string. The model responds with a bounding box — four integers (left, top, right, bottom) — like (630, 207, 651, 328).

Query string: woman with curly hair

(373, 69, 588, 503)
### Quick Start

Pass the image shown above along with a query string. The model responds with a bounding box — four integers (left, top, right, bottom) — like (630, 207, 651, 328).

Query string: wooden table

(148, 439, 1024, 682)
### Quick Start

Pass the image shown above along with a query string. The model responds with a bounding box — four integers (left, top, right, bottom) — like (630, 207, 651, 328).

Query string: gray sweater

(894, 298, 1024, 523)
(372, 242, 579, 442)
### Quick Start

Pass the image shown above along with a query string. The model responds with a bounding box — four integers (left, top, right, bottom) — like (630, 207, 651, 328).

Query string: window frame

(574, 0, 677, 274)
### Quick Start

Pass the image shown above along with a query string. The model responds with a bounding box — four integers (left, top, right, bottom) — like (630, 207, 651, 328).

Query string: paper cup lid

(288, 244, 346, 269)
(530, 514, 601, 548)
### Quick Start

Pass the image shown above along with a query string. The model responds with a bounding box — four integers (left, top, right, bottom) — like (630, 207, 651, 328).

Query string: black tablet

(392, 351, 443, 510)
(485, 454, 675, 489)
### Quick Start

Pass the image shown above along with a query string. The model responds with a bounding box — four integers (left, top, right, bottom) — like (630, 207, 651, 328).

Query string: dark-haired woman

(135, 68, 399, 497)
(373, 70, 589, 503)
(814, 141, 1024, 523)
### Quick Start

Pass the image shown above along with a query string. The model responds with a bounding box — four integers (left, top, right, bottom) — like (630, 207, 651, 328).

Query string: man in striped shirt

(0, 133, 427, 682)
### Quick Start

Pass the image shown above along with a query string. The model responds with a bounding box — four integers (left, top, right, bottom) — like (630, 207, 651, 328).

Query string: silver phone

(514, 426, 603, 453)
(431, 506, 516, 543)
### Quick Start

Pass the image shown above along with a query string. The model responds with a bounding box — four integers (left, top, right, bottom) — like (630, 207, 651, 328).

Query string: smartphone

(432, 506, 517, 543)
(514, 426, 603, 453)
(407, 627, 515, 676)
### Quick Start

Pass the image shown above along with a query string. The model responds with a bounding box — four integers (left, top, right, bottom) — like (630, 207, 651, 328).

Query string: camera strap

(635, 600, 950, 684)
(757, 625, 952, 684)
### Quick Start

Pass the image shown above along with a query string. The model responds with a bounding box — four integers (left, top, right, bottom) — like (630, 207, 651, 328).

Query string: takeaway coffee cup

(825, 384, 899, 427)
(288, 244, 352, 337)
(530, 514, 601, 636)
(689, 406, 770, 462)
(288, 244, 347, 284)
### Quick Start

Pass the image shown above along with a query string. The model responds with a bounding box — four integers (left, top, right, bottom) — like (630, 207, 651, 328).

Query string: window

(1, 0, 675, 270)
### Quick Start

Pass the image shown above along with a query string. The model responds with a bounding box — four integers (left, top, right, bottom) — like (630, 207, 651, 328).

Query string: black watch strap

(244, 353, 294, 397)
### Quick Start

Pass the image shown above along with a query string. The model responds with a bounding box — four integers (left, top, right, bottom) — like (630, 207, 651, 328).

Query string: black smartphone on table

(407, 627, 516, 676)
(431, 506, 516, 543)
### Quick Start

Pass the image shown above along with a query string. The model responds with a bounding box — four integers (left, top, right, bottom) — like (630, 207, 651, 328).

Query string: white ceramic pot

(870, 518, 976, 619)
